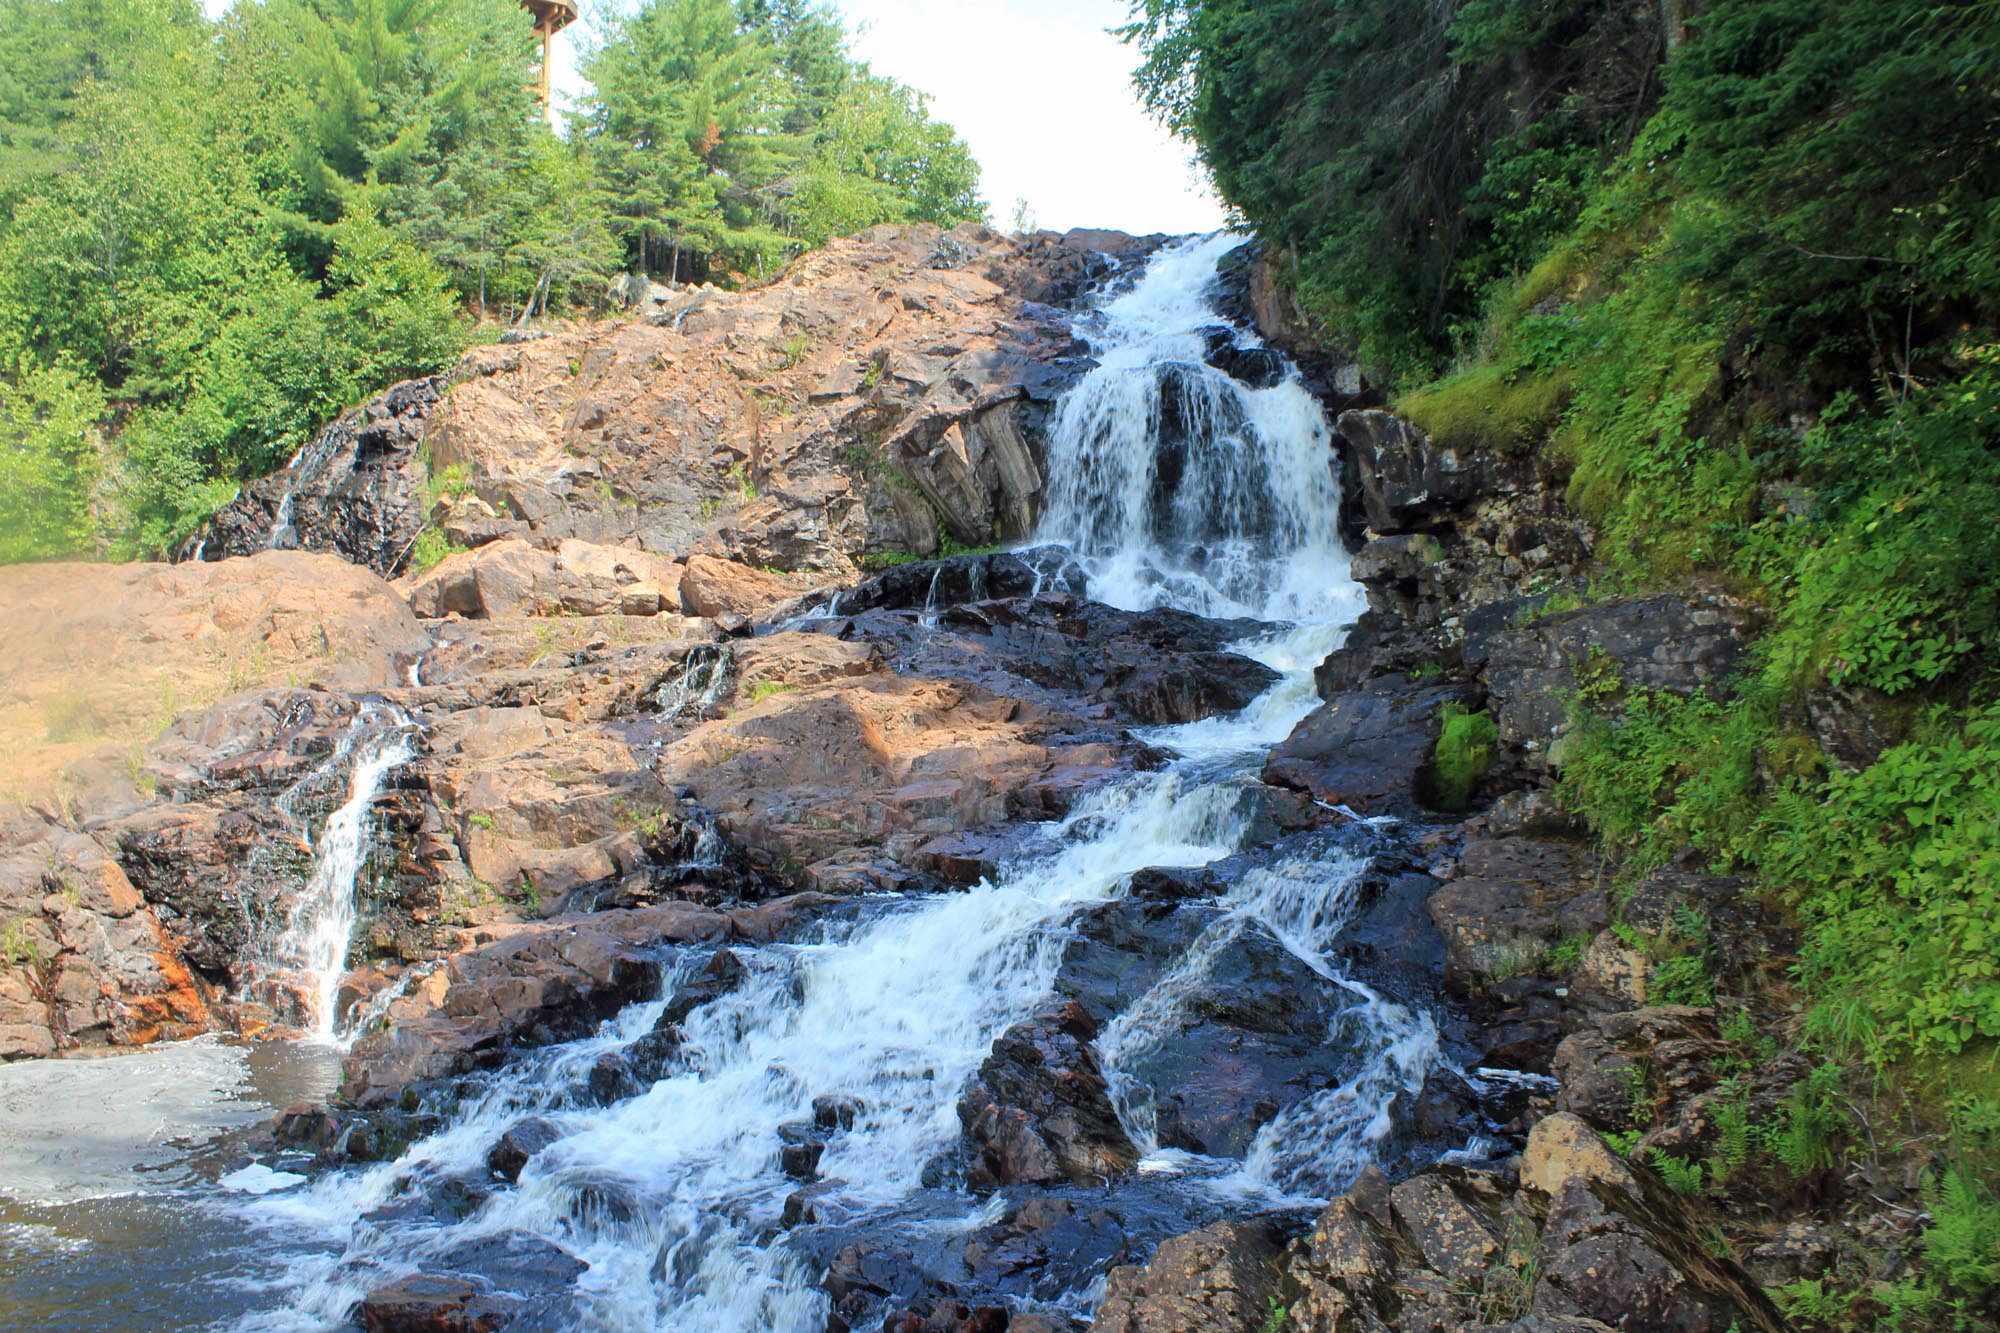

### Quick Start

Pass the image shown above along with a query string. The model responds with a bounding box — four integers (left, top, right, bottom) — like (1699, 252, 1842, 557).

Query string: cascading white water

(234, 235, 1434, 1331)
(656, 645, 733, 724)
(262, 711, 416, 1044)
(1037, 232, 1353, 624)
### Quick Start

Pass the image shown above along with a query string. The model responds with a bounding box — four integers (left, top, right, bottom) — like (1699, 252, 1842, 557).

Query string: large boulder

(1092, 1220, 1285, 1333)
(1428, 836, 1608, 987)
(1264, 678, 1477, 813)
(1466, 592, 1761, 762)
(958, 999, 1137, 1188)
(1336, 409, 1520, 534)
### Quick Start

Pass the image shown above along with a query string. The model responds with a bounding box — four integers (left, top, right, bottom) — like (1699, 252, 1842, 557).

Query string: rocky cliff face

(189, 225, 1164, 579)
(1, 225, 1808, 1333)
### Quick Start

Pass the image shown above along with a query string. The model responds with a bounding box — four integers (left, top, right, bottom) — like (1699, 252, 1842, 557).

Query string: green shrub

(1428, 704, 1497, 811)
(1758, 706, 2000, 1061)
(1919, 1166, 2000, 1309)
(405, 528, 463, 576)
(0, 359, 106, 561)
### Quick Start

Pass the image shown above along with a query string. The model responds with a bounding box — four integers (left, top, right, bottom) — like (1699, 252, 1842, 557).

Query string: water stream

(251, 707, 419, 1045)
(1, 234, 1447, 1332)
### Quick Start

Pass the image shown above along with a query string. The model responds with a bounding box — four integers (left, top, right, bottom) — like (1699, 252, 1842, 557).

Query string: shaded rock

(1427, 837, 1607, 987)
(959, 1000, 1136, 1188)
(195, 375, 446, 576)
(1804, 684, 1908, 773)
(585, 1051, 644, 1105)
(433, 1230, 586, 1300)
(1264, 679, 1475, 813)
(1745, 1221, 1843, 1287)
(1468, 592, 1761, 764)
(1336, 409, 1514, 534)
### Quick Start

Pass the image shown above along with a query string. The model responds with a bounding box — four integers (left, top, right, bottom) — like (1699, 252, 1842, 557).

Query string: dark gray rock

(1337, 409, 1519, 534)
(958, 999, 1136, 1188)
(188, 375, 445, 577)
(1428, 837, 1608, 987)
(1467, 592, 1761, 762)
(485, 1116, 562, 1184)
(1264, 679, 1476, 814)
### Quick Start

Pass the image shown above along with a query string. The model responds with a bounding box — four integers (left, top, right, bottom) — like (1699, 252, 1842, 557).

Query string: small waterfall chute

(255, 706, 418, 1044)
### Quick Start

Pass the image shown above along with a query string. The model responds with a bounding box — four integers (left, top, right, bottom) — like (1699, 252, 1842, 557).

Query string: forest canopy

(0, 0, 985, 561)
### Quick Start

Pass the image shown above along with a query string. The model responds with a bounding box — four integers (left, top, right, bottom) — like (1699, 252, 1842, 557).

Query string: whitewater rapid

(211, 233, 1435, 1332)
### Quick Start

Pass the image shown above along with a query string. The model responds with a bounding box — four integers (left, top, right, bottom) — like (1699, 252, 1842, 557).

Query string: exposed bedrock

(188, 226, 1167, 580)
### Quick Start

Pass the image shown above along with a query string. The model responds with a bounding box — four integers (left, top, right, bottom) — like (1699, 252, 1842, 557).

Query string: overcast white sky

(553, 0, 1229, 235)
(201, 0, 1221, 234)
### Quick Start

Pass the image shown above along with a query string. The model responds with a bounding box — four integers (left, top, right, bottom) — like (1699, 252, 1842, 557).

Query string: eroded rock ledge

(189, 225, 1166, 580)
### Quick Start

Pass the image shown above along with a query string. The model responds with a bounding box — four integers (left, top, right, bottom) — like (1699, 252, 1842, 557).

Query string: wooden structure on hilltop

(523, 0, 578, 122)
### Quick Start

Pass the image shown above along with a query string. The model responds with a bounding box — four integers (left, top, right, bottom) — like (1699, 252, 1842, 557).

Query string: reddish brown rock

(677, 554, 807, 621)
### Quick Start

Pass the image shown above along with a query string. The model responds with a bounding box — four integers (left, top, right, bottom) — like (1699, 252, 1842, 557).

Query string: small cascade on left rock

(257, 706, 418, 1044)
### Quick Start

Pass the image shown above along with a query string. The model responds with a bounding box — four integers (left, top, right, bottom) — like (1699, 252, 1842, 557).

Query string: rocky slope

(0, 225, 1833, 1333)
(189, 225, 1164, 579)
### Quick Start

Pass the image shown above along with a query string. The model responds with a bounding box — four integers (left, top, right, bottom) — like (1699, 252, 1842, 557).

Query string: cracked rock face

(190, 225, 1167, 582)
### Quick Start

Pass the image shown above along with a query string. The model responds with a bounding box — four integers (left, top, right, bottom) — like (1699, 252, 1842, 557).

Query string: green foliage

(1759, 706, 2000, 1061)
(1772, 1278, 1858, 1327)
(0, 360, 105, 560)
(746, 680, 796, 703)
(1763, 365, 2000, 698)
(1710, 1080, 1753, 1187)
(405, 527, 463, 576)
(1651, 1152, 1705, 1197)
(1919, 1166, 2000, 1308)
(1428, 704, 1497, 811)
(1762, 1062, 1848, 1178)
(1258, 1297, 1288, 1333)
(1397, 358, 1573, 458)
(0, 917, 44, 967)
(581, 0, 982, 282)
(1557, 688, 1761, 872)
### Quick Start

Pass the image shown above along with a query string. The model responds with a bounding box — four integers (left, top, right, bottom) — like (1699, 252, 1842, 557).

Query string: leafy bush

(0, 359, 105, 561)
(1759, 706, 2000, 1060)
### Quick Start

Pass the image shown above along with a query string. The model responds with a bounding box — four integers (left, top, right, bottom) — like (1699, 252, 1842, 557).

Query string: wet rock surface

(0, 228, 1796, 1333)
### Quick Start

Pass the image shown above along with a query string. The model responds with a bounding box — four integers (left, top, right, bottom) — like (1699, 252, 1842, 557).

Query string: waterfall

(232, 237, 1434, 1331)
(268, 430, 344, 550)
(1036, 232, 1353, 625)
(656, 644, 733, 724)
(261, 708, 417, 1044)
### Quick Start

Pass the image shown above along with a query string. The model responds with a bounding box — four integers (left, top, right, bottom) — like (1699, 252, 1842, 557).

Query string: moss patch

(1427, 704, 1498, 811)
(1399, 362, 1573, 457)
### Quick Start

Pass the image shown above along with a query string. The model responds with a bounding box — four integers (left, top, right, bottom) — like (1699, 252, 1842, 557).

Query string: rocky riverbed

(0, 225, 1824, 1333)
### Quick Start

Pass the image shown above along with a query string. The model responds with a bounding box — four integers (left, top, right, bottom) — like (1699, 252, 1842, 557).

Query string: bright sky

(203, 0, 1224, 236)
(560, 0, 1224, 235)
